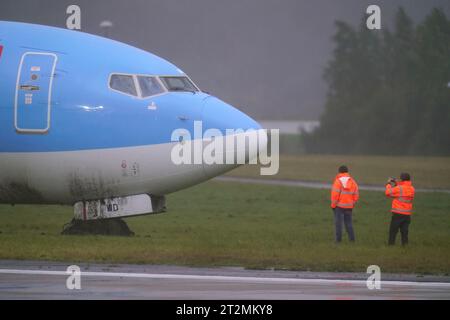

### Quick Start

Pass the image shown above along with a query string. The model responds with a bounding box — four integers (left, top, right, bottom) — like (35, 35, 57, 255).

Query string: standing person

(385, 173, 415, 246)
(331, 165, 359, 243)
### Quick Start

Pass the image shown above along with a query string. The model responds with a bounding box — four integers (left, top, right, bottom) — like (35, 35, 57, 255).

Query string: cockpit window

(110, 74, 137, 96)
(159, 76, 198, 93)
(137, 76, 164, 97)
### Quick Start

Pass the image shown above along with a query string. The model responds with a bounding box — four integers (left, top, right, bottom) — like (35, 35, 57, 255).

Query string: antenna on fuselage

(99, 20, 114, 38)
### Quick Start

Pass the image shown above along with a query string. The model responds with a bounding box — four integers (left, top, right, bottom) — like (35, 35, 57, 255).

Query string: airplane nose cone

(201, 96, 267, 178)
(202, 96, 262, 132)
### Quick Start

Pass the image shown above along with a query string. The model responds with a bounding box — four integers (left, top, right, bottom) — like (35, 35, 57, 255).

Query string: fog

(1, 0, 449, 120)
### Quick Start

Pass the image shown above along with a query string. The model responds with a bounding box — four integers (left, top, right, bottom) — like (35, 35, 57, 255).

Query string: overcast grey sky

(1, 0, 449, 120)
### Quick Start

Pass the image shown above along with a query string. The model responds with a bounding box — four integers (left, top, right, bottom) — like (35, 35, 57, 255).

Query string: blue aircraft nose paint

(202, 96, 262, 134)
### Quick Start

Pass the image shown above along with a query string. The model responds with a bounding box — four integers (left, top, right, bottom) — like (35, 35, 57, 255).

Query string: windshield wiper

(171, 87, 196, 94)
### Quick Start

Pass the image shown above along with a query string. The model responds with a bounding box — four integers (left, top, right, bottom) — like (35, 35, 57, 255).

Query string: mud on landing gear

(62, 218, 135, 236)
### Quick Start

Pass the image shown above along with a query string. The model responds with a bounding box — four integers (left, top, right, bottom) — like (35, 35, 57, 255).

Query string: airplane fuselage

(0, 21, 262, 207)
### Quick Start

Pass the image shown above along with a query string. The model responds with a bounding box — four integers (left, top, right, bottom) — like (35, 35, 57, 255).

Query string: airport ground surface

(227, 154, 450, 190)
(0, 155, 449, 299)
(1, 260, 449, 299)
(0, 180, 449, 274)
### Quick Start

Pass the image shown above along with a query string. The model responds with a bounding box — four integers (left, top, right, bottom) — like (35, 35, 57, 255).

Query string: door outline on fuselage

(14, 51, 58, 134)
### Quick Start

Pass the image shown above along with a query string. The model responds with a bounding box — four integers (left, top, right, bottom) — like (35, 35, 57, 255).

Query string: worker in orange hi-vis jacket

(385, 173, 415, 246)
(331, 165, 359, 243)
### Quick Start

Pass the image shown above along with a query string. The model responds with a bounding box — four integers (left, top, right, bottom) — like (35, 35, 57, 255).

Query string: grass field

(0, 181, 449, 275)
(227, 155, 450, 189)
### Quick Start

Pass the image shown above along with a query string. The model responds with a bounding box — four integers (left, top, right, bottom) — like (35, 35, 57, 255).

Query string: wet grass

(0, 181, 449, 275)
(227, 154, 450, 189)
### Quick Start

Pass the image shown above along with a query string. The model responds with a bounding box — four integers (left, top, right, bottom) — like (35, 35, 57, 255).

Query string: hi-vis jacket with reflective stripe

(385, 181, 415, 215)
(331, 173, 359, 209)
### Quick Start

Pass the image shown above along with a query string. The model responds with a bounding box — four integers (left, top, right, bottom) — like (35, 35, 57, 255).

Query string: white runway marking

(1, 268, 449, 288)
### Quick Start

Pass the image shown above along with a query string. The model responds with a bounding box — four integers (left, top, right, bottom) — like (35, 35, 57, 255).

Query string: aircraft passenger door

(14, 52, 57, 133)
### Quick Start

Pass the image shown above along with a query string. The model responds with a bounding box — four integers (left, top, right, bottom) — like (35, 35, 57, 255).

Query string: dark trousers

(333, 207, 355, 242)
(389, 213, 411, 245)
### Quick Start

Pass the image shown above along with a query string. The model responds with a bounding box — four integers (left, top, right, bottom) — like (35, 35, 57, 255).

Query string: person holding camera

(385, 173, 415, 246)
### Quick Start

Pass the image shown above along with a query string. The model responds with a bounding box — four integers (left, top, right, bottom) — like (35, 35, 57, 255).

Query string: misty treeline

(304, 8, 450, 156)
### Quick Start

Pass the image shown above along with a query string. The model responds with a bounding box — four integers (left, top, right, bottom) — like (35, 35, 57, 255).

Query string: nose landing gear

(61, 194, 166, 236)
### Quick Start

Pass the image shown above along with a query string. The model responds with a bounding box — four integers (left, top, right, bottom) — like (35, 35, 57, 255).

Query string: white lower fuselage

(0, 130, 264, 205)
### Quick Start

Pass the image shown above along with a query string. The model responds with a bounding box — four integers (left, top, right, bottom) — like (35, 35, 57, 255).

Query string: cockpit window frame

(136, 75, 167, 98)
(108, 73, 139, 98)
(158, 75, 201, 93)
(108, 73, 201, 99)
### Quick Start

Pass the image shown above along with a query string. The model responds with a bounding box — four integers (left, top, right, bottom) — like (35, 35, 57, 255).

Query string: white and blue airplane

(0, 21, 265, 221)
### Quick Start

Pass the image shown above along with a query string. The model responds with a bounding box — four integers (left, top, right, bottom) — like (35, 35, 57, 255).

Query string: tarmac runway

(0, 260, 449, 299)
